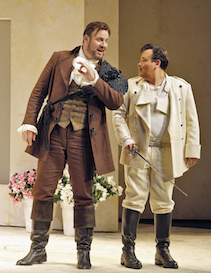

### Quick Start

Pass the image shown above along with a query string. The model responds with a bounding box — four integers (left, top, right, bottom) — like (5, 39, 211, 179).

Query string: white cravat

(70, 47, 99, 86)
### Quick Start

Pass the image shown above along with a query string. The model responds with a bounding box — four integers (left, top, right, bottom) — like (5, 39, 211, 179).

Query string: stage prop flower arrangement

(92, 171, 123, 205)
(54, 169, 123, 205)
(8, 168, 37, 232)
(8, 168, 37, 204)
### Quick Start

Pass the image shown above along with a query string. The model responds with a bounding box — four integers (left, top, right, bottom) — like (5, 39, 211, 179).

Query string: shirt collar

(78, 47, 99, 67)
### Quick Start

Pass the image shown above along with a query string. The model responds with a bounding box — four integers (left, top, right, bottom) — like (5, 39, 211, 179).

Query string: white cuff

(89, 69, 99, 86)
(17, 124, 38, 135)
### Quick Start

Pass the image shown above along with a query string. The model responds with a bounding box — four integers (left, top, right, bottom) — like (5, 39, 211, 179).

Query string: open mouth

(97, 48, 104, 54)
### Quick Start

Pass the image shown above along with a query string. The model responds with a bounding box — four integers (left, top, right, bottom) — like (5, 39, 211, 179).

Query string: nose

(101, 40, 107, 49)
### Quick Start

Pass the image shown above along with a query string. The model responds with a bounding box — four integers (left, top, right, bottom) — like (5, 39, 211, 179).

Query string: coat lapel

(59, 53, 75, 87)
(135, 81, 154, 130)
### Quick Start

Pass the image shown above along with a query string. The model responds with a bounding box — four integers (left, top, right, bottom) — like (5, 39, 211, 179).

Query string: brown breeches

(32, 124, 95, 207)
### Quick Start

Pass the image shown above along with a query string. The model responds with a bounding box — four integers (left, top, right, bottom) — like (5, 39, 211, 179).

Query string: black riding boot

(74, 205, 95, 269)
(16, 198, 53, 266)
(121, 208, 142, 269)
(155, 213, 178, 269)
(75, 227, 94, 269)
(16, 220, 51, 265)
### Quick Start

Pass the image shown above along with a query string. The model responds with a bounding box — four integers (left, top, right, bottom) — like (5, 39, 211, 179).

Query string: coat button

(91, 128, 97, 135)
(58, 103, 62, 111)
(179, 85, 182, 88)
(90, 113, 96, 121)
(54, 116, 57, 124)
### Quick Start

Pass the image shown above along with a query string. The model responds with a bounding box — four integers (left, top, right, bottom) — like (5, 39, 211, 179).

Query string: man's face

(138, 49, 156, 80)
(83, 29, 109, 60)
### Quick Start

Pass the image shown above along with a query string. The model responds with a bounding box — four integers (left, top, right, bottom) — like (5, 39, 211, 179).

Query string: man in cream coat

(112, 44, 201, 269)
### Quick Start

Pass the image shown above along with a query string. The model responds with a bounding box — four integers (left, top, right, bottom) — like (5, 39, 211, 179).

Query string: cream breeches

(122, 146, 175, 214)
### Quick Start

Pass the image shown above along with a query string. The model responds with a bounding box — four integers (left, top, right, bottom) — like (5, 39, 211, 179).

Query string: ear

(155, 59, 161, 68)
(83, 34, 90, 44)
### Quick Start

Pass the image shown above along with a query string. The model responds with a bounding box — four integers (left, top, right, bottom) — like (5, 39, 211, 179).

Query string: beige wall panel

(0, 0, 11, 18)
(6, 0, 85, 174)
(119, 0, 211, 220)
(85, 0, 119, 67)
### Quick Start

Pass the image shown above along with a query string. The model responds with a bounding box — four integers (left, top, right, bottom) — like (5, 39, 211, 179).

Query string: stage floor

(0, 223, 210, 273)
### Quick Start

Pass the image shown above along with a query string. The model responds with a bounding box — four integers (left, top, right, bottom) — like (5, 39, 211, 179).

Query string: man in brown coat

(16, 21, 124, 269)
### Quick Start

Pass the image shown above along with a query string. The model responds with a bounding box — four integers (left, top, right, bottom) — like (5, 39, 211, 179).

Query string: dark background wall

(119, 0, 211, 220)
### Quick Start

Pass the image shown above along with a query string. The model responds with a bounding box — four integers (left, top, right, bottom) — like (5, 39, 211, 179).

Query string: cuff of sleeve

(90, 70, 99, 86)
(122, 138, 136, 149)
(17, 124, 38, 135)
(185, 143, 201, 159)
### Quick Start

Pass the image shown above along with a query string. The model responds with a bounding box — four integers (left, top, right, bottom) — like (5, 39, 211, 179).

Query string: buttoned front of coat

(112, 74, 201, 178)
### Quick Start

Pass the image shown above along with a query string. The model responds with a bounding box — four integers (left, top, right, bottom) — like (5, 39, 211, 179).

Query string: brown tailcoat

(23, 47, 124, 175)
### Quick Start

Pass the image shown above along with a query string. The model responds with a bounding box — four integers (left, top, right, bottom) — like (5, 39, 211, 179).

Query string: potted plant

(8, 168, 36, 204)
(8, 168, 37, 232)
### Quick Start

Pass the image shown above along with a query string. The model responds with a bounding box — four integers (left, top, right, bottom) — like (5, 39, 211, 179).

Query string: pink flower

(23, 190, 29, 198)
(12, 198, 20, 204)
(19, 181, 26, 188)
(11, 176, 17, 183)
(8, 168, 37, 204)
(13, 184, 20, 192)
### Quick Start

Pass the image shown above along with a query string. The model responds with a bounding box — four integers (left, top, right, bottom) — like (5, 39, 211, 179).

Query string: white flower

(59, 184, 73, 204)
(117, 186, 123, 196)
(111, 186, 117, 193)
(107, 176, 116, 186)
(99, 188, 107, 202)
(96, 174, 103, 180)
(63, 169, 70, 179)
(57, 183, 63, 190)
(65, 184, 72, 190)
(95, 183, 104, 191)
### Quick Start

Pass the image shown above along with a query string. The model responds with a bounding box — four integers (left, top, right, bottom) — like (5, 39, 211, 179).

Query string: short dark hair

(83, 21, 111, 39)
(140, 43, 169, 70)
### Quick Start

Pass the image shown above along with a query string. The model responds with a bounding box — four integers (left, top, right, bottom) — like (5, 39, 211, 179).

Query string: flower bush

(54, 170, 123, 205)
(8, 168, 37, 204)
(92, 171, 123, 204)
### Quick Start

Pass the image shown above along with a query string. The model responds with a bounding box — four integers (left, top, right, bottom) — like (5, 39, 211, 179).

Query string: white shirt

(148, 78, 170, 142)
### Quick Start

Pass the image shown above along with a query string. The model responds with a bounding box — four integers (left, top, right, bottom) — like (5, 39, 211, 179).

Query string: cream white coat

(112, 74, 201, 178)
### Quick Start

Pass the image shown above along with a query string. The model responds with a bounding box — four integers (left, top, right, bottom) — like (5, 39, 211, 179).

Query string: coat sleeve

(184, 84, 201, 159)
(22, 52, 56, 126)
(92, 78, 124, 110)
(112, 89, 136, 148)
